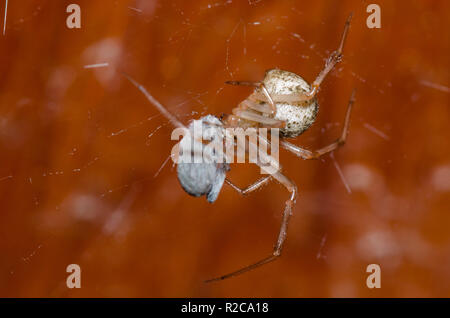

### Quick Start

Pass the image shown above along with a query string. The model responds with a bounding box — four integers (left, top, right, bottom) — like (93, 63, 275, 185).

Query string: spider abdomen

(262, 69, 319, 138)
(274, 100, 319, 138)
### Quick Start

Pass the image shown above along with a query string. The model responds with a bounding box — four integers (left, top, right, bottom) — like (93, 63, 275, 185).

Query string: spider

(123, 13, 355, 282)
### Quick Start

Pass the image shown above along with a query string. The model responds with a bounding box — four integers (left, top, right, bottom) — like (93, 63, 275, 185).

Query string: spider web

(1, 0, 448, 296)
(0, 0, 398, 264)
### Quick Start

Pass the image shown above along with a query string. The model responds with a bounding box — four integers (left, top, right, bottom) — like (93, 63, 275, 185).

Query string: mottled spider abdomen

(262, 68, 319, 138)
(176, 115, 229, 203)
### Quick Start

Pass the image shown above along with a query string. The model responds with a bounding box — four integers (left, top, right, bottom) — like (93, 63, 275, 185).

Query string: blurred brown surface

(0, 0, 449, 297)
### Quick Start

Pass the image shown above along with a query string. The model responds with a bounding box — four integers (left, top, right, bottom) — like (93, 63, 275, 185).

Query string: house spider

(123, 13, 355, 282)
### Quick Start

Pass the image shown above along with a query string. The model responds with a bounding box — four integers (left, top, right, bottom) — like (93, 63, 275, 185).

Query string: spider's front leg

(305, 12, 353, 100)
(224, 80, 286, 129)
(253, 13, 353, 104)
(225, 80, 277, 115)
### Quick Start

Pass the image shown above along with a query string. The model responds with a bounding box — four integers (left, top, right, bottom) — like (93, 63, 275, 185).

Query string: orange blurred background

(0, 0, 449, 297)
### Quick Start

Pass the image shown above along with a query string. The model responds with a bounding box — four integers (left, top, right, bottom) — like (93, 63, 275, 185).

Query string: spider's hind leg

(281, 89, 356, 160)
(225, 176, 272, 195)
(205, 171, 297, 283)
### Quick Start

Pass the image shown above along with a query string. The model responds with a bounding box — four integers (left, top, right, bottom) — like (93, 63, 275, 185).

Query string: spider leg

(232, 109, 285, 128)
(225, 81, 260, 86)
(281, 89, 356, 160)
(205, 171, 297, 283)
(246, 13, 353, 104)
(306, 13, 353, 99)
(225, 176, 271, 195)
(226, 80, 277, 115)
(122, 73, 186, 129)
(240, 99, 274, 115)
